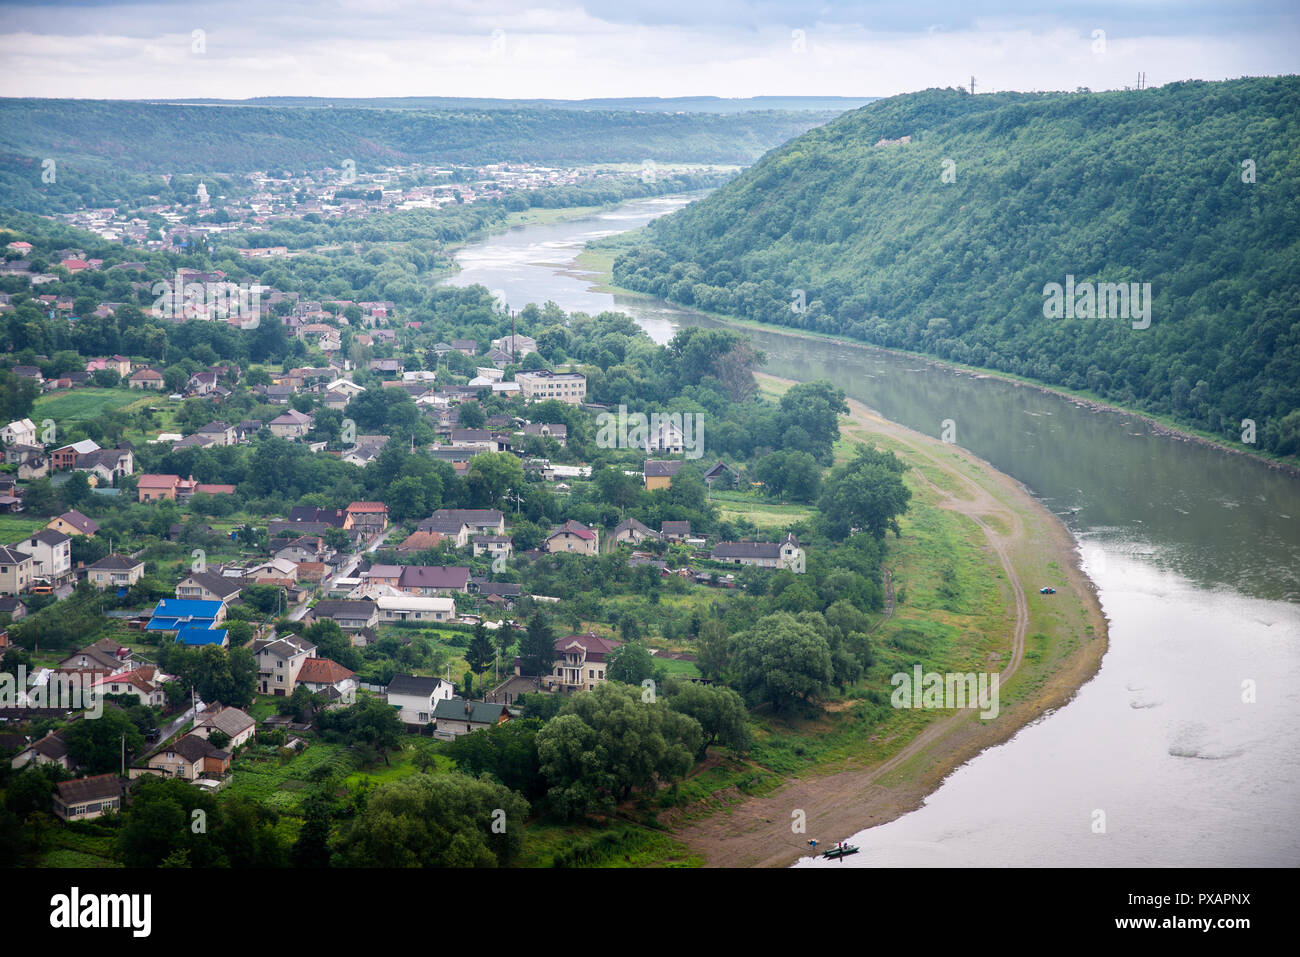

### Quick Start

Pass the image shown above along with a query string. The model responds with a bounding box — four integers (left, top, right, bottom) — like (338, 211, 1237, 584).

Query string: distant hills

(141, 95, 878, 113)
(612, 77, 1300, 457)
(0, 99, 847, 212)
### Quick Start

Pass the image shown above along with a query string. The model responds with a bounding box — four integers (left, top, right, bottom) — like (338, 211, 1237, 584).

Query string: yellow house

(643, 459, 682, 492)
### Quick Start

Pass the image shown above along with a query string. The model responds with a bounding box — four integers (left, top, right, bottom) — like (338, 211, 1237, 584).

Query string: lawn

(34, 387, 143, 423)
(0, 514, 47, 540)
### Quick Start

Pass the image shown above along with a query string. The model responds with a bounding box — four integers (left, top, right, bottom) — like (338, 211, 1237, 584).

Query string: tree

(64, 706, 143, 774)
(517, 612, 555, 679)
(777, 381, 848, 462)
(457, 402, 486, 429)
(665, 680, 751, 759)
(338, 772, 528, 867)
(385, 475, 428, 522)
(493, 620, 517, 660)
(62, 471, 92, 509)
(190, 645, 258, 709)
(605, 641, 656, 686)
(695, 620, 730, 681)
(466, 622, 495, 677)
(466, 452, 524, 509)
(317, 695, 404, 764)
(444, 718, 546, 802)
(817, 443, 912, 541)
(730, 612, 833, 713)
(535, 682, 702, 818)
(240, 584, 282, 616)
(118, 777, 223, 867)
(291, 795, 335, 868)
(300, 619, 362, 671)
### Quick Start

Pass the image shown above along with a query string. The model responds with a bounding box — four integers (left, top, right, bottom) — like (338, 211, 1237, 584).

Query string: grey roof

(87, 553, 143, 571)
(168, 734, 217, 763)
(432, 697, 509, 725)
(711, 541, 783, 560)
(386, 674, 450, 698)
(56, 774, 123, 806)
(252, 636, 316, 659)
(312, 600, 376, 619)
(199, 705, 255, 738)
(180, 572, 242, 598)
(644, 460, 683, 478)
(615, 518, 658, 537)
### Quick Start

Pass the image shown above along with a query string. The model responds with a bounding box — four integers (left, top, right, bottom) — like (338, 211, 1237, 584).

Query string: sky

(0, 1, 1296, 100)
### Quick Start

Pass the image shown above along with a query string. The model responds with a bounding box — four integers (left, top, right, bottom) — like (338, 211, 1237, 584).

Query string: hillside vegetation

(0, 100, 836, 212)
(612, 77, 1300, 457)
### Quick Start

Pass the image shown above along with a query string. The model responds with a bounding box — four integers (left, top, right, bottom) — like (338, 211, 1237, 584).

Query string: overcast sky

(1, 1, 1296, 100)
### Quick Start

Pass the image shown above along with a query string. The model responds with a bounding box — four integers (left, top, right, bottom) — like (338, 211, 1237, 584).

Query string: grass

(0, 514, 47, 540)
(225, 739, 354, 810)
(34, 387, 144, 423)
(715, 500, 816, 528)
(517, 820, 703, 867)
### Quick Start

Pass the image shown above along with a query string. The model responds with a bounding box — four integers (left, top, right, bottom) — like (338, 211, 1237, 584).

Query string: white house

(385, 673, 454, 725)
(375, 594, 455, 623)
(13, 529, 72, 583)
(1, 418, 38, 448)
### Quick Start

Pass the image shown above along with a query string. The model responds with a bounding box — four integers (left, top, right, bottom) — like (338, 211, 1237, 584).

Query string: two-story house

(13, 529, 72, 583)
(385, 673, 455, 725)
(538, 632, 622, 693)
(251, 635, 316, 696)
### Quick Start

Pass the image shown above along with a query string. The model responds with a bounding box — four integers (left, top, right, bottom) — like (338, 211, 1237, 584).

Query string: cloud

(0, 0, 1296, 99)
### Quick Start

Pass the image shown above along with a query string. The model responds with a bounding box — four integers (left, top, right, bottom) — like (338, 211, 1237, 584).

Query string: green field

(0, 514, 47, 541)
(34, 388, 143, 423)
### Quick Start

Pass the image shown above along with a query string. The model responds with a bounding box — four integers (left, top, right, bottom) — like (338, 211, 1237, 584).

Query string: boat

(822, 844, 860, 860)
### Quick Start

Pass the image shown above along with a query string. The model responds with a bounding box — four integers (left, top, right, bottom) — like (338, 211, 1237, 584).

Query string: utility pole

(970, 75, 976, 95)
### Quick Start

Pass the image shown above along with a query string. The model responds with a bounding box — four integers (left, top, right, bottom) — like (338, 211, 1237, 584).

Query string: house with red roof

(137, 474, 195, 502)
(345, 501, 388, 534)
(93, 665, 169, 707)
(295, 658, 357, 706)
(534, 632, 623, 692)
(545, 519, 598, 556)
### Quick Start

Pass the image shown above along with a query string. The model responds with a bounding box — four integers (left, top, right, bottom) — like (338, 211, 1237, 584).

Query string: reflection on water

(442, 195, 1300, 866)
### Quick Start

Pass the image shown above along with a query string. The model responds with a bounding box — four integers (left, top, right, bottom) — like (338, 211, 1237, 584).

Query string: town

(0, 219, 908, 867)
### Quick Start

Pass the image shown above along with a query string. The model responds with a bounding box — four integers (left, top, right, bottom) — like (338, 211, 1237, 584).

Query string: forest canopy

(612, 77, 1300, 457)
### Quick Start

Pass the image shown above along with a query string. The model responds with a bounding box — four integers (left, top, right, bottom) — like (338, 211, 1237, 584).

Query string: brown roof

(56, 774, 123, 806)
(398, 530, 443, 551)
(297, 658, 355, 685)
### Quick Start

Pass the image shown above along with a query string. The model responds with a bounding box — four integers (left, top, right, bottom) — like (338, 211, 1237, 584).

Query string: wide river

(445, 194, 1300, 867)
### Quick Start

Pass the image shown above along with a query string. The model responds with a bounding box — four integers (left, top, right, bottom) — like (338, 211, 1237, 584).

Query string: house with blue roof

(175, 626, 229, 648)
(147, 598, 227, 635)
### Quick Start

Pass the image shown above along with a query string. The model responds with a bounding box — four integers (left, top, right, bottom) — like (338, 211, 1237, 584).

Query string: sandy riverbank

(668, 374, 1110, 868)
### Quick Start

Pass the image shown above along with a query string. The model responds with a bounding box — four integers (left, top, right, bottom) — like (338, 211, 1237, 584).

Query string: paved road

(288, 529, 392, 621)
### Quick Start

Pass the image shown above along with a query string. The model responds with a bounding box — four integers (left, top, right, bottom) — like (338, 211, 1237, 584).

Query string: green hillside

(612, 77, 1300, 457)
(0, 100, 836, 212)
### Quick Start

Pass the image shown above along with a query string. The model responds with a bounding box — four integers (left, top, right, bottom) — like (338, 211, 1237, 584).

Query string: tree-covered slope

(0, 100, 836, 212)
(613, 77, 1300, 456)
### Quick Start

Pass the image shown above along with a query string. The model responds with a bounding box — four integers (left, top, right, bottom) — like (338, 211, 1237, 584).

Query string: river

(444, 194, 1300, 867)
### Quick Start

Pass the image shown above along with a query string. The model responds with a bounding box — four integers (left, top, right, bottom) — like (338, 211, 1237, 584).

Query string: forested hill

(0, 100, 836, 210)
(613, 76, 1300, 457)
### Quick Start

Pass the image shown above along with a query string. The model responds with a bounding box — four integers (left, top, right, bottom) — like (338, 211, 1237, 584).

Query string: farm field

(33, 387, 144, 423)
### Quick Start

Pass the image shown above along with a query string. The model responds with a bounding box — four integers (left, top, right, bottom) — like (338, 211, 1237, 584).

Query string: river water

(445, 194, 1300, 867)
